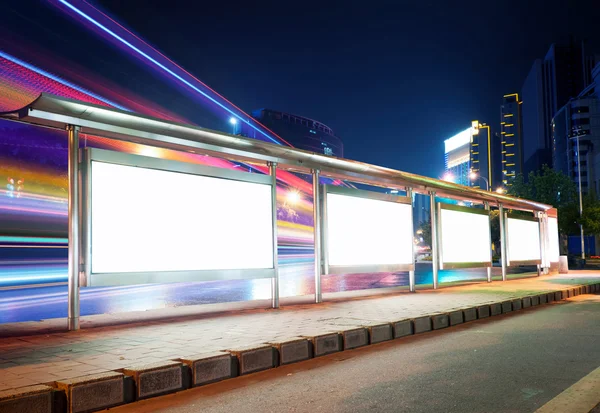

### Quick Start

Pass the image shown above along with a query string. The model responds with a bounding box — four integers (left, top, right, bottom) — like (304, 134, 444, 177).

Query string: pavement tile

(0, 273, 598, 390)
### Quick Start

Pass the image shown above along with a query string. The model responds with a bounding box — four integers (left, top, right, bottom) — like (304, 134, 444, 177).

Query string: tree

(508, 165, 578, 234)
(508, 165, 600, 237)
(418, 219, 431, 247)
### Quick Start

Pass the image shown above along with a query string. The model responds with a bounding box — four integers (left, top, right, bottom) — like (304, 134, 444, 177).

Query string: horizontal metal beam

(1, 94, 553, 212)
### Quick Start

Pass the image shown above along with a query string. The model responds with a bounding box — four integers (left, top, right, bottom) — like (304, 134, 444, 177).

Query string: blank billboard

(90, 161, 274, 274)
(438, 205, 491, 268)
(325, 192, 413, 269)
(507, 216, 541, 264)
(548, 217, 560, 263)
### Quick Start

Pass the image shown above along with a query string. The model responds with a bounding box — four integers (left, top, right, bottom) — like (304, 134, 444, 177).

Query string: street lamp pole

(576, 135, 585, 260)
(469, 171, 489, 191)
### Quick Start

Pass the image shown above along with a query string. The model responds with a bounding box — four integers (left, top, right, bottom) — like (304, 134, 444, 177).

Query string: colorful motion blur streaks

(0, 46, 316, 288)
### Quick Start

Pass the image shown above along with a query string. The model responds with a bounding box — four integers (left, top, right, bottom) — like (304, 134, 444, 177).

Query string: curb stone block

(432, 314, 449, 330)
(123, 361, 184, 400)
(562, 290, 569, 299)
(413, 316, 432, 334)
(583, 285, 589, 294)
(449, 310, 464, 326)
(522, 297, 531, 308)
(341, 328, 368, 350)
(531, 295, 539, 306)
(554, 291, 562, 301)
(477, 305, 490, 319)
(490, 303, 502, 316)
(539, 294, 547, 304)
(56, 372, 125, 413)
(228, 345, 277, 375)
(572, 288, 578, 296)
(269, 338, 312, 365)
(393, 320, 413, 338)
(501, 301, 512, 313)
(0, 385, 53, 413)
(463, 308, 477, 322)
(547, 292, 555, 302)
(511, 299, 522, 311)
(180, 352, 235, 387)
(367, 323, 393, 344)
(307, 332, 341, 357)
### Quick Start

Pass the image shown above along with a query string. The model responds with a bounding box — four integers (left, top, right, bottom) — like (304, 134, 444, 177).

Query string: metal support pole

(499, 203, 507, 282)
(484, 202, 492, 283)
(576, 135, 585, 260)
(429, 191, 439, 289)
(312, 169, 323, 303)
(67, 125, 80, 331)
(407, 187, 416, 292)
(268, 162, 279, 309)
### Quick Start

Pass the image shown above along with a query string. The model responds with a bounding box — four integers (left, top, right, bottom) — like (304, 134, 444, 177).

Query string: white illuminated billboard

(325, 192, 413, 268)
(548, 217, 560, 263)
(439, 206, 491, 267)
(90, 161, 274, 273)
(507, 217, 541, 264)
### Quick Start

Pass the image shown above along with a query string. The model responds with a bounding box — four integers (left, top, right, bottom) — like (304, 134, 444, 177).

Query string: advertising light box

(438, 204, 491, 269)
(324, 188, 413, 273)
(548, 217, 560, 263)
(89, 159, 274, 276)
(506, 216, 541, 265)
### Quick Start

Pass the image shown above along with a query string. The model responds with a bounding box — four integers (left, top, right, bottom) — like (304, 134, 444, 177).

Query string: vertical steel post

(576, 135, 585, 259)
(268, 162, 279, 309)
(312, 169, 323, 303)
(484, 201, 492, 283)
(429, 191, 439, 289)
(499, 203, 507, 281)
(67, 125, 80, 331)
(407, 187, 416, 292)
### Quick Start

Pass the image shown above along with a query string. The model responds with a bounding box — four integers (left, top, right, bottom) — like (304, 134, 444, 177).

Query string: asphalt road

(114, 295, 600, 413)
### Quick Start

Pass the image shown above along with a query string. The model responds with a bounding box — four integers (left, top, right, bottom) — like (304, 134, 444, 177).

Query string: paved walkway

(0, 272, 599, 392)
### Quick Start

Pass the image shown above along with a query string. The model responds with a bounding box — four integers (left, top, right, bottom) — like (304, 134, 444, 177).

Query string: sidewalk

(0, 272, 599, 413)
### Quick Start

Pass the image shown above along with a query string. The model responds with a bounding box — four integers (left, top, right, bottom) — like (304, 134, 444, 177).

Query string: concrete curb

(4, 281, 599, 413)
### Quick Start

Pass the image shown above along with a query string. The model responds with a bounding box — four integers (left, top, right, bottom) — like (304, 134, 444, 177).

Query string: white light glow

(548, 217, 560, 263)
(326, 193, 413, 267)
(439, 208, 491, 265)
(444, 128, 472, 153)
(507, 217, 541, 263)
(90, 161, 274, 273)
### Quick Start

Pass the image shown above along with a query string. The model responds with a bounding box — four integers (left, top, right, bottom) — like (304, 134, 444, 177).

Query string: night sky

(3, 0, 600, 178)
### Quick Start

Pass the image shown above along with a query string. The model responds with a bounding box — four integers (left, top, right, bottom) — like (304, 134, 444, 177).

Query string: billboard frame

(321, 184, 414, 275)
(80, 147, 276, 287)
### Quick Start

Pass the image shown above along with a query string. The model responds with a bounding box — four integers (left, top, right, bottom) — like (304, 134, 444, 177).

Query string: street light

(495, 187, 505, 194)
(469, 171, 489, 191)
(569, 134, 586, 260)
(229, 117, 238, 135)
(442, 172, 454, 182)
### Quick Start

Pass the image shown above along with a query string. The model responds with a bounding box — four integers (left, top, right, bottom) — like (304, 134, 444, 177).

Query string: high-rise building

(251, 109, 343, 157)
(521, 41, 597, 176)
(553, 63, 600, 196)
(499, 93, 523, 187)
(444, 121, 491, 189)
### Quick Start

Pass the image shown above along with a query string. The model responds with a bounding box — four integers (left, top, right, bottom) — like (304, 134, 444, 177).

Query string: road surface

(114, 295, 600, 413)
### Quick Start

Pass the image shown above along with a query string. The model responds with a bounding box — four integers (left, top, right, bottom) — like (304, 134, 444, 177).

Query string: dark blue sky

(3, 0, 600, 178)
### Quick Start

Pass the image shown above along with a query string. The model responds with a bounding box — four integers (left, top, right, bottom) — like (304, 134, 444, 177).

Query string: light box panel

(325, 191, 413, 270)
(438, 205, 491, 269)
(507, 216, 541, 265)
(90, 160, 274, 274)
(548, 217, 560, 263)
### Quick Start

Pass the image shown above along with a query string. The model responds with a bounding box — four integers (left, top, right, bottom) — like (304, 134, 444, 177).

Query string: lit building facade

(251, 109, 343, 157)
(444, 121, 491, 189)
(500, 93, 523, 187)
(553, 63, 600, 196)
(521, 41, 597, 176)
